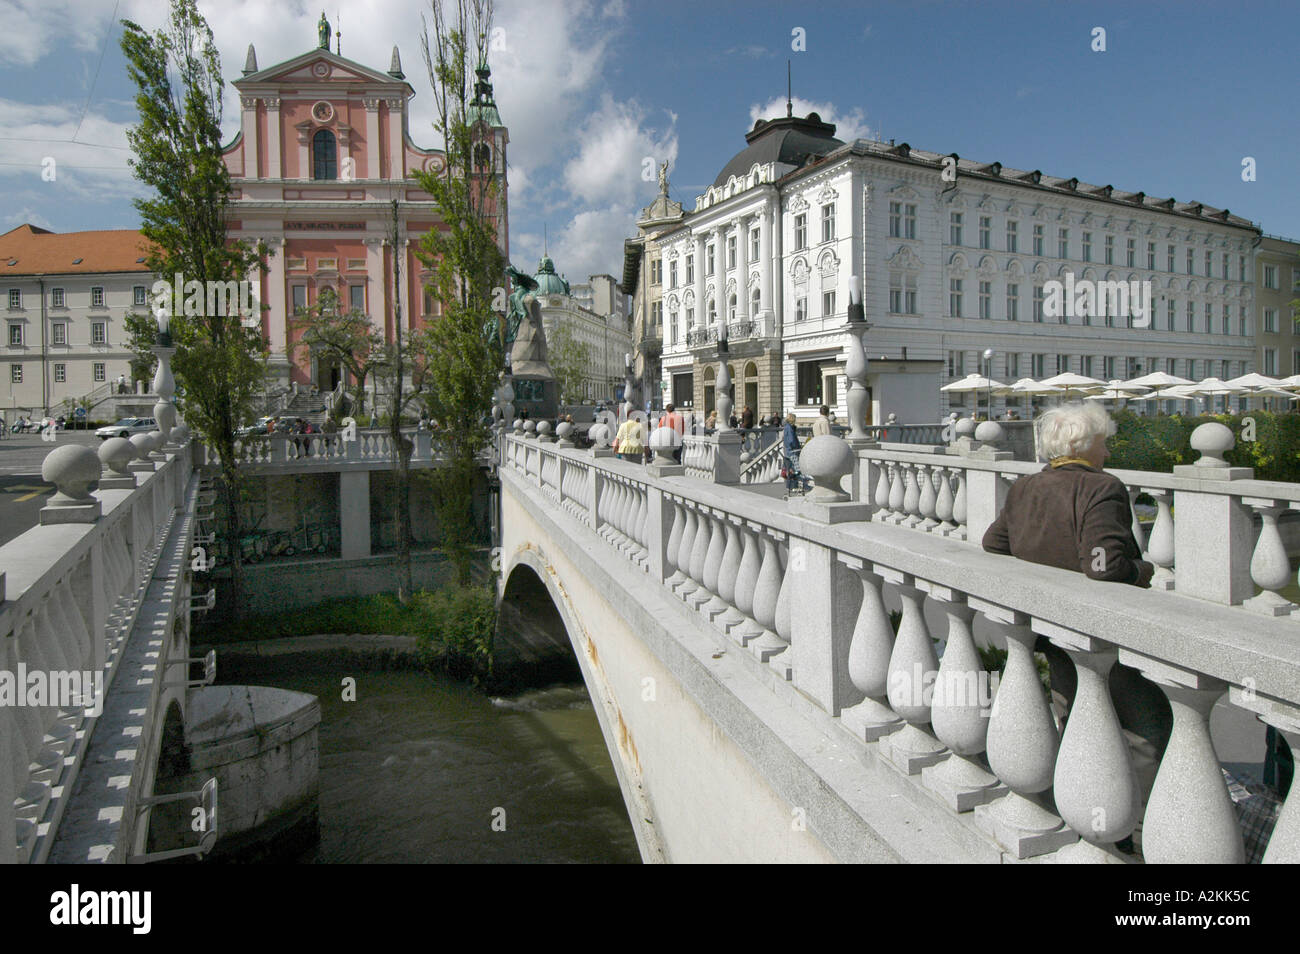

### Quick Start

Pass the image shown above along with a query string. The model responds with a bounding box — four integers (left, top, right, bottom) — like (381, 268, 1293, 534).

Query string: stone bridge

(496, 422, 1300, 863)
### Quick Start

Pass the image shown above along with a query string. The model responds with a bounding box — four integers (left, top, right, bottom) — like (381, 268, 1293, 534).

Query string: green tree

(123, 310, 160, 389)
(121, 0, 267, 618)
(412, 0, 506, 587)
(289, 285, 383, 420)
(547, 322, 591, 405)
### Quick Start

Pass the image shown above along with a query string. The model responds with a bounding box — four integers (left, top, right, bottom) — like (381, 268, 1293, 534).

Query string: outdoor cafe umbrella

(941, 372, 1006, 420)
(1037, 372, 1106, 398)
(1276, 374, 1300, 390)
(1122, 371, 1194, 390)
(1083, 379, 1151, 403)
(1130, 384, 1198, 411)
(1226, 372, 1285, 411)
(995, 378, 1061, 418)
(1185, 377, 1246, 414)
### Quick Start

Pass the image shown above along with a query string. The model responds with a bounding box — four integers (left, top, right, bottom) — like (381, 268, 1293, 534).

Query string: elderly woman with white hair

(983, 402, 1152, 586)
(983, 403, 1168, 845)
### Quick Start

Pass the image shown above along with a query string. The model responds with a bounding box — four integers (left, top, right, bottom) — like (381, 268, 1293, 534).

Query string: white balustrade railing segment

(740, 439, 784, 485)
(0, 444, 194, 864)
(681, 435, 717, 481)
(498, 431, 1300, 863)
(209, 428, 447, 468)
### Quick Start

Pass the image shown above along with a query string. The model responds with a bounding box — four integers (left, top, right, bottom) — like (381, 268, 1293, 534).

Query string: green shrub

(1108, 409, 1300, 483)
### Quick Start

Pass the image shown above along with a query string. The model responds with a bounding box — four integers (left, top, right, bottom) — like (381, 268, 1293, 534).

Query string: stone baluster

(1259, 705, 1300, 863)
(837, 559, 902, 742)
(713, 517, 745, 632)
(885, 462, 906, 524)
(674, 505, 700, 599)
(901, 464, 923, 528)
(975, 604, 1075, 858)
(879, 575, 948, 773)
(1135, 662, 1243, 863)
(664, 499, 685, 587)
(700, 512, 729, 620)
(1241, 499, 1296, 616)
(951, 468, 968, 540)
(728, 522, 763, 646)
(919, 464, 940, 531)
(748, 529, 786, 663)
(1047, 631, 1141, 862)
(765, 536, 794, 678)
(923, 590, 1004, 811)
(685, 505, 713, 610)
(635, 487, 649, 550)
(1143, 488, 1175, 590)
(873, 462, 891, 520)
(935, 468, 957, 536)
(1127, 488, 1148, 554)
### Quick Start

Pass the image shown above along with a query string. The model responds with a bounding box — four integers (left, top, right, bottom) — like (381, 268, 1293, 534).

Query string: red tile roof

(0, 224, 157, 277)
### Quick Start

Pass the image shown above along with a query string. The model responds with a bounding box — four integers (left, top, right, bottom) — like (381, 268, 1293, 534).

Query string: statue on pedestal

(318, 12, 331, 50)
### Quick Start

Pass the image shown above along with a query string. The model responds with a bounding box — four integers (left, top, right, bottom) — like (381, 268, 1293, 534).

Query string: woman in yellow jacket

(613, 415, 645, 464)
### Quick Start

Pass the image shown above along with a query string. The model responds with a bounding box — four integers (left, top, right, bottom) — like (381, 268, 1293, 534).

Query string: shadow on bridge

(494, 563, 582, 693)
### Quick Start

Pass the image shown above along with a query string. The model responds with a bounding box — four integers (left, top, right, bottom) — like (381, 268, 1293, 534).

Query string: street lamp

(981, 347, 994, 421)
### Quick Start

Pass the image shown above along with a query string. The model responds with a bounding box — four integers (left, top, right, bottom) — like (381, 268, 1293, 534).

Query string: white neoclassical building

(531, 257, 632, 403)
(652, 107, 1263, 424)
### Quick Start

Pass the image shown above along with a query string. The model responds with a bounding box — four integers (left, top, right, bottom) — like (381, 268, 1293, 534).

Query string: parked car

(236, 416, 275, 438)
(96, 417, 156, 440)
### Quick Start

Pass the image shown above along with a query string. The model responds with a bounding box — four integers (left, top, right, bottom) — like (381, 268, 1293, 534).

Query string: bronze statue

(318, 12, 331, 50)
(502, 263, 539, 348)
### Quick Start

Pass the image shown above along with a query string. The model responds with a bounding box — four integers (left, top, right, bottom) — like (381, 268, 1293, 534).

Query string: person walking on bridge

(812, 404, 832, 436)
(658, 403, 684, 463)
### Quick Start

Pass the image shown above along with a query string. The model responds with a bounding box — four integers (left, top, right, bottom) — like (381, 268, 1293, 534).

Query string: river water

(216, 654, 642, 863)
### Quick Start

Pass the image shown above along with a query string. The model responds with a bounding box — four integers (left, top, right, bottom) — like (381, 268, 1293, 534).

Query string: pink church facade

(221, 36, 508, 391)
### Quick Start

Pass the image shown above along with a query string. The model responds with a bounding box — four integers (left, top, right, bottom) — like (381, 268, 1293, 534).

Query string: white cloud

(601, 0, 627, 17)
(0, 0, 115, 67)
(748, 95, 872, 143)
(548, 206, 636, 284)
(563, 94, 677, 207)
(0, 98, 141, 203)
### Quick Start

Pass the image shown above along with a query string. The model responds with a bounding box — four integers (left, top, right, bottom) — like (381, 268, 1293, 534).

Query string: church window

(313, 129, 338, 180)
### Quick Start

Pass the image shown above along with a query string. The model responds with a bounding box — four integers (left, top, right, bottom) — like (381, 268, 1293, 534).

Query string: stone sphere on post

(98, 437, 134, 476)
(974, 420, 1003, 446)
(42, 444, 101, 505)
(536, 420, 552, 443)
(555, 420, 574, 446)
(589, 422, 611, 448)
(129, 432, 153, 461)
(800, 434, 854, 502)
(523, 419, 537, 439)
(170, 423, 191, 444)
(648, 425, 679, 462)
(955, 417, 977, 441)
(1189, 421, 1234, 468)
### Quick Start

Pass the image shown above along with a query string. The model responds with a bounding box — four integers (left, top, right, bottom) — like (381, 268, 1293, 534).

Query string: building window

(1222, 253, 1229, 279)
(669, 311, 678, 346)
(750, 229, 759, 263)
(1240, 308, 1248, 337)
(1082, 232, 1092, 262)
(949, 278, 963, 317)
(1264, 348, 1278, 376)
(1104, 356, 1116, 379)
(1009, 353, 1020, 377)
(729, 294, 736, 322)
(1186, 248, 1194, 274)
(51, 287, 64, 308)
(10, 364, 21, 384)
(794, 215, 807, 251)
(796, 360, 823, 405)
(669, 260, 677, 288)
(1059, 228, 1069, 260)
(53, 322, 66, 345)
(1006, 283, 1019, 321)
(1032, 353, 1045, 377)
(292, 285, 308, 312)
(1186, 300, 1194, 331)
(1105, 235, 1114, 265)
(686, 307, 694, 329)
(1033, 224, 1044, 256)
(1222, 304, 1230, 336)
(685, 255, 694, 284)
(92, 321, 106, 345)
(8, 323, 21, 346)
(706, 244, 715, 276)
(133, 285, 147, 306)
(349, 284, 365, 313)
(1167, 245, 1175, 272)
(949, 212, 963, 246)
(947, 350, 965, 378)
(1082, 355, 1094, 378)
(823, 290, 836, 316)
(795, 296, 806, 321)
(1240, 256, 1247, 282)
(1167, 300, 1175, 331)
(1147, 242, 1156, 270)
(1126, 238, 1135, 268)
(979, 216, 991, 250)
(7, 289, 19, 310)
(1294, 349, 1300, 375)
(889, 274, 901, 314)
(1033, 285, 1044, 322)
(727, 236, 736, 270)
(1006, 220, 1017, 252)
(1205, 302, 1213, 333)
(91, 286, 105, 307)
(54, 363, 65, 383)
(93, 362, 105, 382)
(1204, 250, 1212, 277)
(1264, 265, 1278, 289)
(1056, 354, 1071, 375)
(978, 281, 991, 319)
(821, 203, 835, 243)
(312, 129, 338, 180)
(889, 202, 901, 238)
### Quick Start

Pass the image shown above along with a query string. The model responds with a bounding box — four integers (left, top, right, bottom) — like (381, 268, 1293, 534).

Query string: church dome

(533, 255, 570, 296)
(711, 112, 844, 188)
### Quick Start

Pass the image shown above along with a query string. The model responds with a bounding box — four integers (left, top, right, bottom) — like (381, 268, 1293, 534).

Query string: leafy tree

(289, 285, 383, 420)
(121, 0, 267, 618)
(123, 310, 160, 388)
(546, 322, 591, 404)
(413, 0, 506, 587)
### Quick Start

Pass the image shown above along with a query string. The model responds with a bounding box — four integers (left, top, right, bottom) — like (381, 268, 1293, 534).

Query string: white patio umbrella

(1226, 372, 1286, 411)
(1085, 379, 1151, 401)
(1038, 372, 1107, 398)
(941, 372, 1006, 420)
(1252, 387, 1300, 401)
(1276, 374, 1300, 390)
(1122, 371, 1194, 389)
(1185, 377, 1246, 414)
(995, 378, 1062, 419)
(1130, 384, 1199, 409)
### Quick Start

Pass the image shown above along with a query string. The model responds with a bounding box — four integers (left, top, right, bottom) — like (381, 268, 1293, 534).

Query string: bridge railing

(0, 440, 193, 863)
(499, 428, 1300, 863)
(206, 428, 442, 468)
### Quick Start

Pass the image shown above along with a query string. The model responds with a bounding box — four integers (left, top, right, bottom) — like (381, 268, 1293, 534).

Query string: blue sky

(1, 0, 1297, 282)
